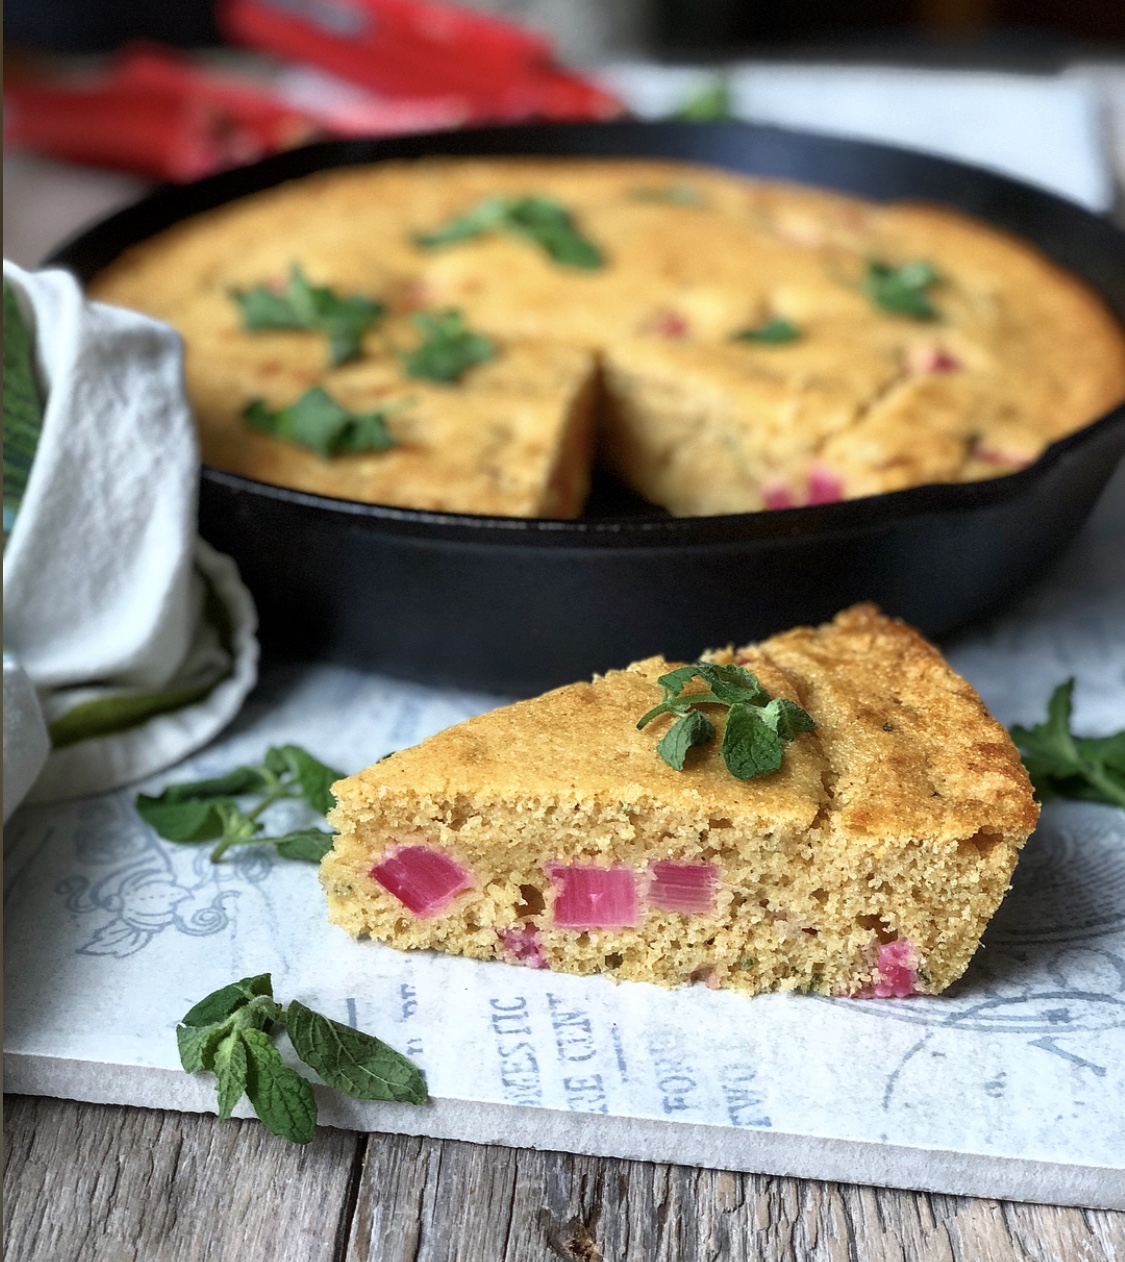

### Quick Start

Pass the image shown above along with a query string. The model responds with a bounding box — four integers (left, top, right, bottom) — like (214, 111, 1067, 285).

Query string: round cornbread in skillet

(321, 605, 1038, 997)
(88, 157, 1125, 517)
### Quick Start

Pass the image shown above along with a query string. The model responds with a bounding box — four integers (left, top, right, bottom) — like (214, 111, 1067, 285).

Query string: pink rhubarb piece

(806, 465, 844, 505)
(763, 484, 795, 511)
(972, 444, 1034, 469)
(548, 864, 639, 930)
(370, 845, 474, 918)
(647, 862, 718, 915)
(871, 940, 919, 998)
(905, 343, 961, 374)
(652, 310, 690, 339)
(497, 924, 548, 969)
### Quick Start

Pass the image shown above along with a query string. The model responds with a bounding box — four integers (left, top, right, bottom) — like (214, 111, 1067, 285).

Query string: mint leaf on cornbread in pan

(320, 605, 1038, 1000)
(232, 264, 385, 367)
(415, 194, 604, 269)
(400, 309, 495, 383)
(862, 258, 941, 320)
(243, 386, 401, 459)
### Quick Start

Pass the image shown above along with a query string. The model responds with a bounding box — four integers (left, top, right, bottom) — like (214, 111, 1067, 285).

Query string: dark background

(7, 0, 1125, 61)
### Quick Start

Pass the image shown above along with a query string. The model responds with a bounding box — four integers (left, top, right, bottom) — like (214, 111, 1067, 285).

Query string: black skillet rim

(49, 120, 1125, 550)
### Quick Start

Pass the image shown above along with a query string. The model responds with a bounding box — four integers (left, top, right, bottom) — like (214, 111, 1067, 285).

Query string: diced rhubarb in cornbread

(321, 605, 1038, 996)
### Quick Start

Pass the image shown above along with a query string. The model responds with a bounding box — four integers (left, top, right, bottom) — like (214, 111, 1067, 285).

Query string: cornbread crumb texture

(322, 605, 1038, 997)
(89, 158, 1125, 517)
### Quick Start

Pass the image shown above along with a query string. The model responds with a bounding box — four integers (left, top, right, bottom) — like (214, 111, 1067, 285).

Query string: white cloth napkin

(2, 262, 258, 816)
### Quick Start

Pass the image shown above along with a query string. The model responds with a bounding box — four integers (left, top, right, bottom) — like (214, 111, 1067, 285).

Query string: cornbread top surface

(334, 604, 1038, 847)
(89, 156, 1125, 515)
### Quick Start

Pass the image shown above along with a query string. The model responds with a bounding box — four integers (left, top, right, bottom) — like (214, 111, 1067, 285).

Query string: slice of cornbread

(322, 605, 1038, 996)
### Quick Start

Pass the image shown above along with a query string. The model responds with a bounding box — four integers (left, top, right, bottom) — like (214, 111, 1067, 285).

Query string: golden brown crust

(322, 605, 1038, 996)
(90, 157, 1125, 516)
(718, 603, 1039, 841)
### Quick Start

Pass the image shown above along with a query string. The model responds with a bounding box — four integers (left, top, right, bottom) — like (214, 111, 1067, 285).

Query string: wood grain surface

(5, 1096, 1123, 1262)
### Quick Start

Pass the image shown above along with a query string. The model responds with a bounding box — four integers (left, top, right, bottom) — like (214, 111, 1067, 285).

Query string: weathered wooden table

(6, 116, 1125, 1260)
(6, 1095, 1125, 1260)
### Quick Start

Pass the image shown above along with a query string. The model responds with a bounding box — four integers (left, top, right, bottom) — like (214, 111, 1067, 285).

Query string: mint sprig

(863, 259, 940, 320)
(177, 974, 427, 1144)
(243, 386, 401, 459)
(401, 309, 495, 382)
(232, 265, 384, 366)
(733, 317, 800, 344)
(415, 195, 604, 269)
(1011, 679, 1125, 809)
(637, 663, 815, 780)
(672, 76, 733, 122)
(136, 745, 343, 863)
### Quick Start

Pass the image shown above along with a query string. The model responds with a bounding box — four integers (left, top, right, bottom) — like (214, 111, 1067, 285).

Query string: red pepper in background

(4, 81, 253, 183)
(3, 2, 621, 181)
(3, 44, 320, 182)
(115, 43, 318, 154)
(219, 0, 621, 121)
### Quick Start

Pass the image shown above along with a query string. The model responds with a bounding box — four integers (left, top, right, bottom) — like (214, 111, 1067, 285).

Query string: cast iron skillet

(51, 122, 1125, 694)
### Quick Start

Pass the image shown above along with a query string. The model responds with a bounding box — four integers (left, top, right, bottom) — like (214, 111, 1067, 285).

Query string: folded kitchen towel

(2, 261, 258, 817)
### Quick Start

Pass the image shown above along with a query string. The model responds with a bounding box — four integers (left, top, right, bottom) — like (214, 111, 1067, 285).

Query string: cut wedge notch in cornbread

(322, 605, 1038, 996)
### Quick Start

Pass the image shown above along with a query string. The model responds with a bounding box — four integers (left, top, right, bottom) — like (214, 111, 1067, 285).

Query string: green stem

(1084, 763, 1125, 809)
(209, 778, 301, 863)
(637, 691, 730, 729)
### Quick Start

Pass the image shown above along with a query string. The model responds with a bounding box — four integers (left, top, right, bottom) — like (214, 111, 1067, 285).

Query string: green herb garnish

(136, 745, 343, 863)
(231, 265, 384, 366)
(414, 195, 604, 269)
(672, 76, 733, 122)
(1011, 679, 1125, 808)
(637, 663, 815, 779)
(629, 185, 704, 207)
(733, 317, 800, 344)
(177, 974, 427, 1144)
(401, 309, 495, 382)
(243, 386, 401, 459)
(862, 259, 940, 320)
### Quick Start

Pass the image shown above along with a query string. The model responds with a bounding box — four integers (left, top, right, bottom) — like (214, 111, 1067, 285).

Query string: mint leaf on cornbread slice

(656, 709, 715, 771)
(636, 660, 802, 777)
